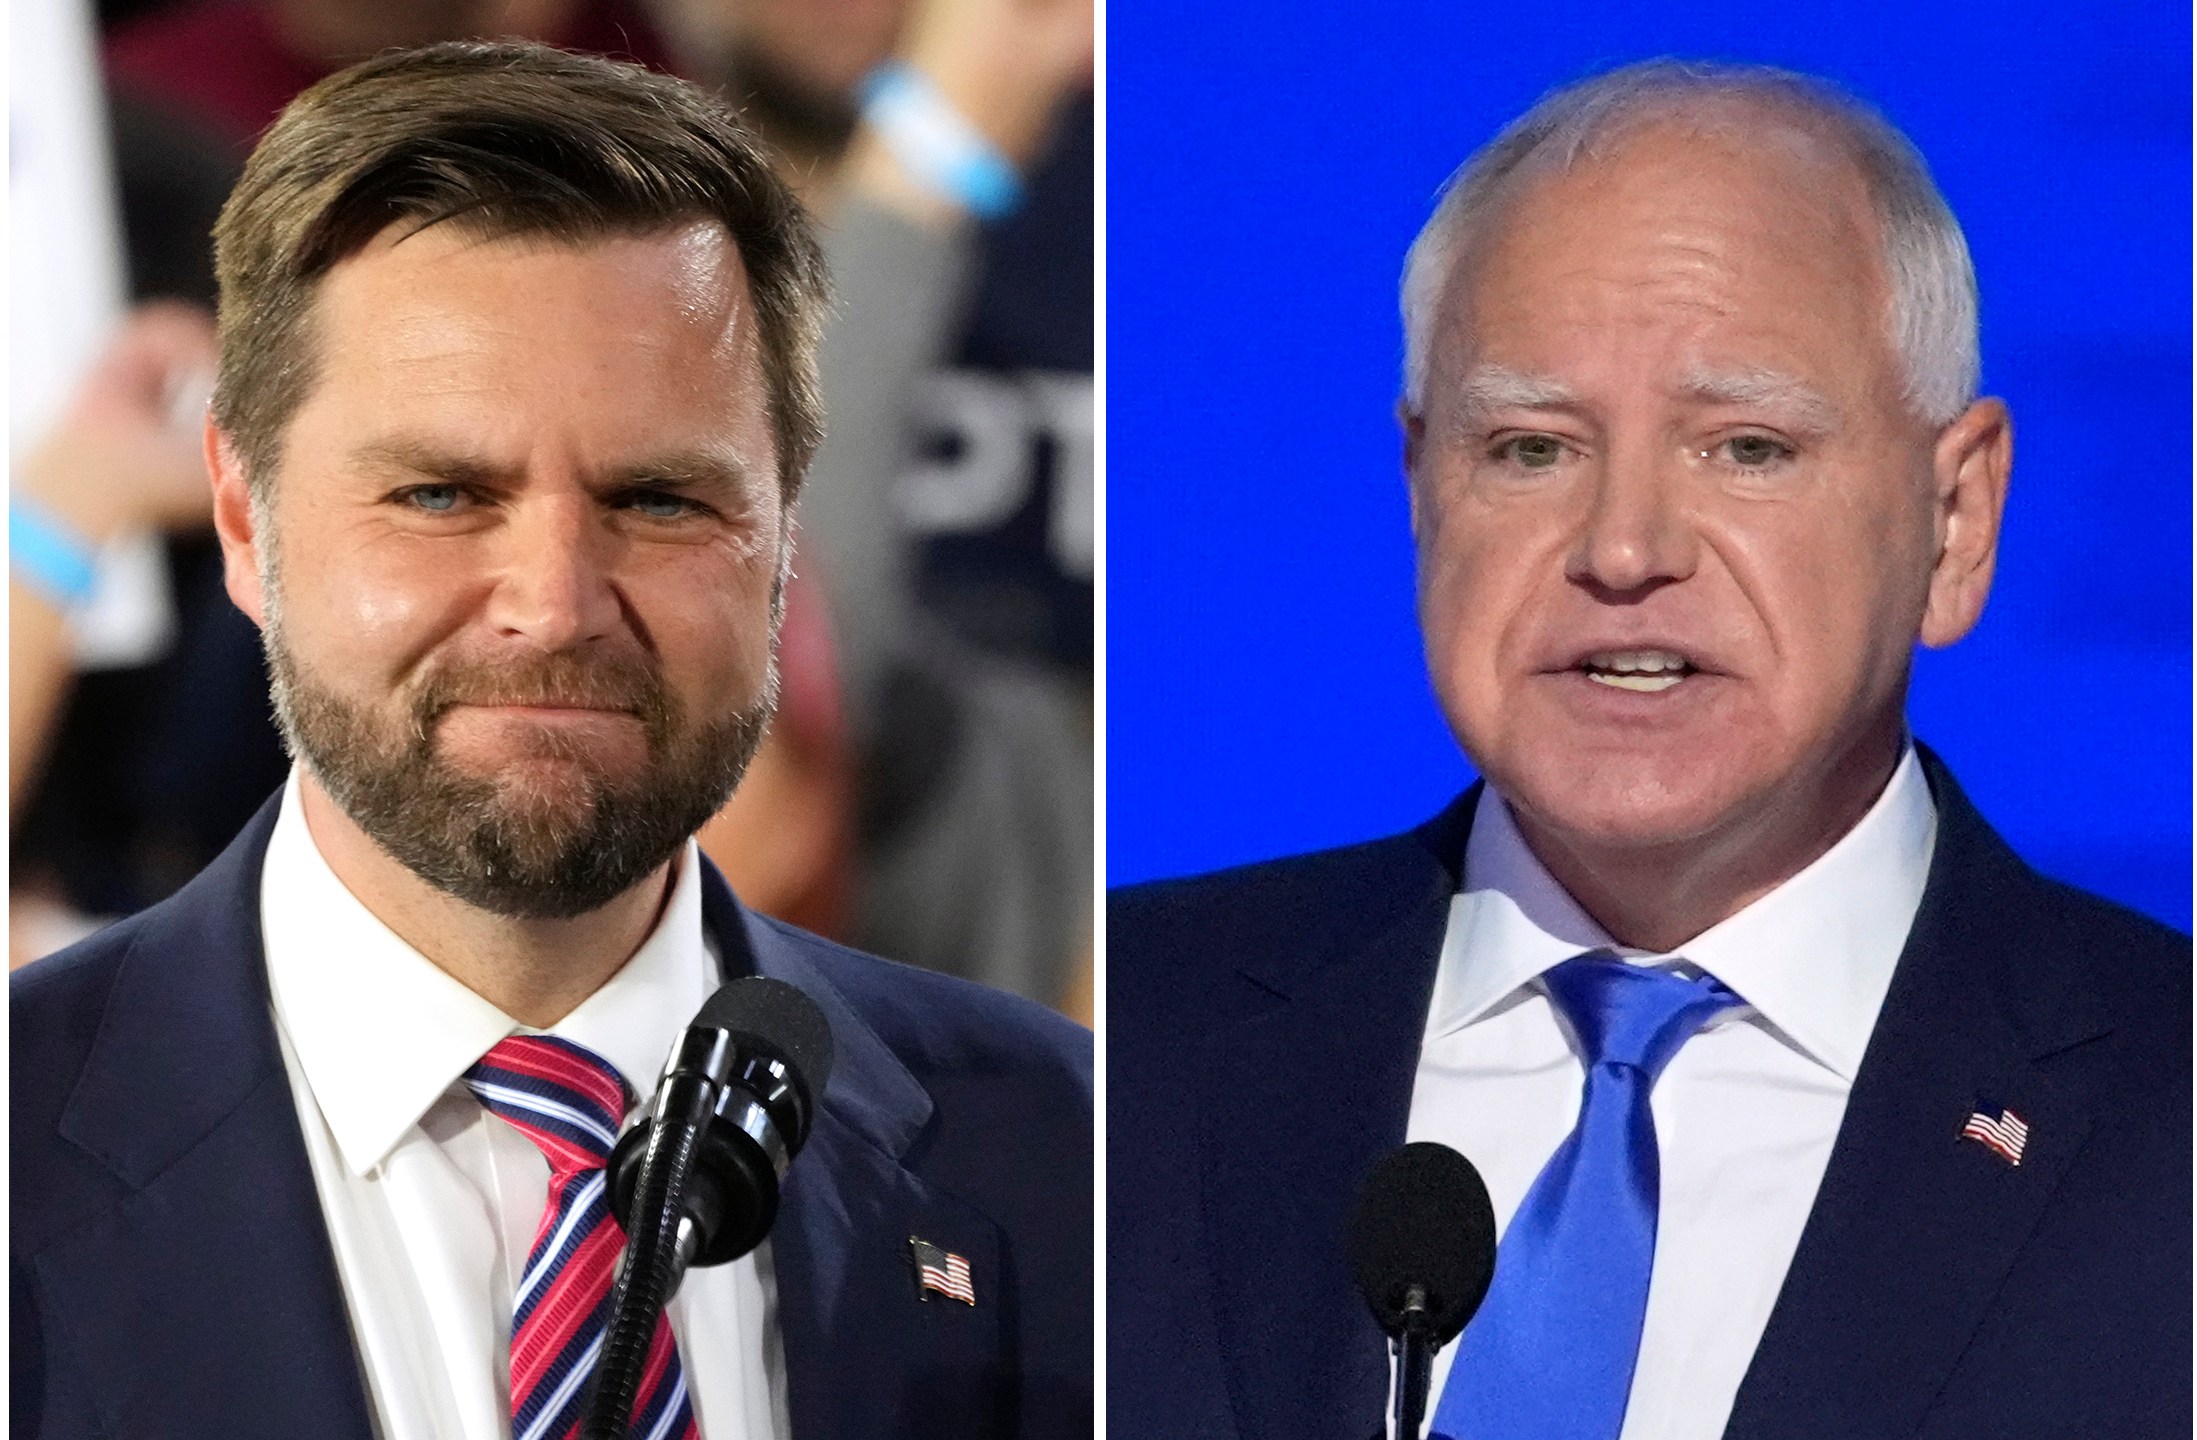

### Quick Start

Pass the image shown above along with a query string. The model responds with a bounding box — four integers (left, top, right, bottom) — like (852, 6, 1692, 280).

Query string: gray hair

(1399, 60, 1979, 426)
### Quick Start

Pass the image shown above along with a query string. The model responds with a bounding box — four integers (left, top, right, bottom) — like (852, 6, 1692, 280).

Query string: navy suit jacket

(1109, 750, 2188, 1439)
(13, 794, 1092, 1439)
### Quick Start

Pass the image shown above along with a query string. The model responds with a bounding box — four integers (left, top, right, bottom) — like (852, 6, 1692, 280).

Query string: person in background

(10, 0, 265, 956)
(105, 0, 678, 151)
(673, 0, 1097, 1013)
(10, 305, 219, 962)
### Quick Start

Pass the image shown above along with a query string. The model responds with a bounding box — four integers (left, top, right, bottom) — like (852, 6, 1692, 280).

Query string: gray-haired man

(1111, 60, 2187, 1440)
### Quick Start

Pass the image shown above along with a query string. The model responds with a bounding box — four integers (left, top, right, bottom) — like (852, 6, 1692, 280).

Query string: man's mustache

(407, 651, 673, 732)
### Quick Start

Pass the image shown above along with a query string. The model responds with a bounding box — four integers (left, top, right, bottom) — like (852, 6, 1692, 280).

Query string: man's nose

(483, 493, 623, 649)
(1566, 445, 1696, 596)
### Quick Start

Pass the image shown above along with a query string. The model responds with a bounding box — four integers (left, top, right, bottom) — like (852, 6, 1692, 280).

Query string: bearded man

(11, 42, 1090, 1440)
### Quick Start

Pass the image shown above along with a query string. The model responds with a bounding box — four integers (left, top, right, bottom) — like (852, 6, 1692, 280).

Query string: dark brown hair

(211, 40, 829, 498)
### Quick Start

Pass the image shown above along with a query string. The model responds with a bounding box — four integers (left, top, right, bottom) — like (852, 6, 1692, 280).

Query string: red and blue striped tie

(465, 1035, 699, 1440)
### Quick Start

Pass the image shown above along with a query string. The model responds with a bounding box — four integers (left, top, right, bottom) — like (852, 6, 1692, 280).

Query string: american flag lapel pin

(1960, 1098, 2031, 1166)
(909, 1237, 976, 1305)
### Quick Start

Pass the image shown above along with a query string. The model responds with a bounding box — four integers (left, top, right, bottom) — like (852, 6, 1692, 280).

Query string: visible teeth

(1588, 672, 1684, 692)
(1582, 649, 1691, 692)
(1584, 649, 1689, 674)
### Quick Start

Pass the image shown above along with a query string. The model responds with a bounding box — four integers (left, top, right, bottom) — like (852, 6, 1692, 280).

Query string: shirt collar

(261, 769, 719, 1176)
(1429, 745, 1937, 1081)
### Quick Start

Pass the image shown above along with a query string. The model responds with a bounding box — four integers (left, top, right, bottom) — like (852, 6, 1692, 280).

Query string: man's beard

(263, 622, 775, 921)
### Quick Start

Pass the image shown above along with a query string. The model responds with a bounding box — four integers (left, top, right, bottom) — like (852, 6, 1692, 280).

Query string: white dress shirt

(261, 771, 791, 1440)
(1407, 747, 1936, 1440)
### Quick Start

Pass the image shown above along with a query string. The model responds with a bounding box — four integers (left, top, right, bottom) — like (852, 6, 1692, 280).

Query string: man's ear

(205, 418, 269, 629)
(1400, 402, 1427, 539)
(1917, 397, 2012, 650)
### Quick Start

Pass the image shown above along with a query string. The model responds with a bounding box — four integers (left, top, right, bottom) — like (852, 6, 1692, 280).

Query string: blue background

(1107, 2, 2192, 929)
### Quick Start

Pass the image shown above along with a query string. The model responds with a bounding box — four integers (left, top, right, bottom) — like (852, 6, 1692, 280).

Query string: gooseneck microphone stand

(579, 978, 828, 1440)
(580, 1027, 725, 1440)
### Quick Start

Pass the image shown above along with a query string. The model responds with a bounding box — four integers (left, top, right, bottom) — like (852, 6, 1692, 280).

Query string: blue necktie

(1431, 954, 1742, 1440)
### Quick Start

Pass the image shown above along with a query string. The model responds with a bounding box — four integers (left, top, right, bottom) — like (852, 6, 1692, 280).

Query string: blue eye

(406, 485, 461, 512)
(626, 491, 697, 519)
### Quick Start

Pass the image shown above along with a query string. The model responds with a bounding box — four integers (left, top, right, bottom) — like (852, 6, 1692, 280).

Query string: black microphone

(581, 976, 834, 1439)
(1348, 1142, 1497, 1440)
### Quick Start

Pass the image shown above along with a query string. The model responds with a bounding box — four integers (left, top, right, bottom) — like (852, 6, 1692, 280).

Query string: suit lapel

(39, 807, 1004, 1440)
(1198, 796, 1474, 1440)
(40, 795, 377, 1440)
(1725, 756, 2110, 1439)
(702, 868, 1008, 1439)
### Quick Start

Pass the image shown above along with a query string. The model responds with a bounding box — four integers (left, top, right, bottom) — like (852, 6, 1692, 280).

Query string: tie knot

(1541, 954, 1741, 1083)
(464, 1034, 632, 1175)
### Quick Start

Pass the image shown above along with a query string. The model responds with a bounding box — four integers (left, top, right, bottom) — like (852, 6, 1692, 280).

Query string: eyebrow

(1676, 364, 1843, 433)
(1443, 362, 1845, 438)
(1451, 364, 1580, 421)
(352, 437, 514, 487)
(609, 453, 755, 494)
(350, 438, 756, 494)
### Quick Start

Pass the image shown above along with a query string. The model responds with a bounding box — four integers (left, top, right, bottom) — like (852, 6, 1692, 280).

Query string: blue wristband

(858, 62, 1026, 221)
(11, 496, 100, 609)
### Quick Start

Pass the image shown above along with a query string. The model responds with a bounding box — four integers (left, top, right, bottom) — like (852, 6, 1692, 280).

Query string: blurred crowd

(10, 0, 1094, 1022)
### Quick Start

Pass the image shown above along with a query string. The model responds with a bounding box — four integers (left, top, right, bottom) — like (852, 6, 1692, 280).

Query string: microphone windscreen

(695, 976, 835, 1091)
(1348, 1142, 1496, 1345)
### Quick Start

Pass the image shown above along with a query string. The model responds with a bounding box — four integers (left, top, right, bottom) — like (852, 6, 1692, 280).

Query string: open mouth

(1580, 649, 1694, 693)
